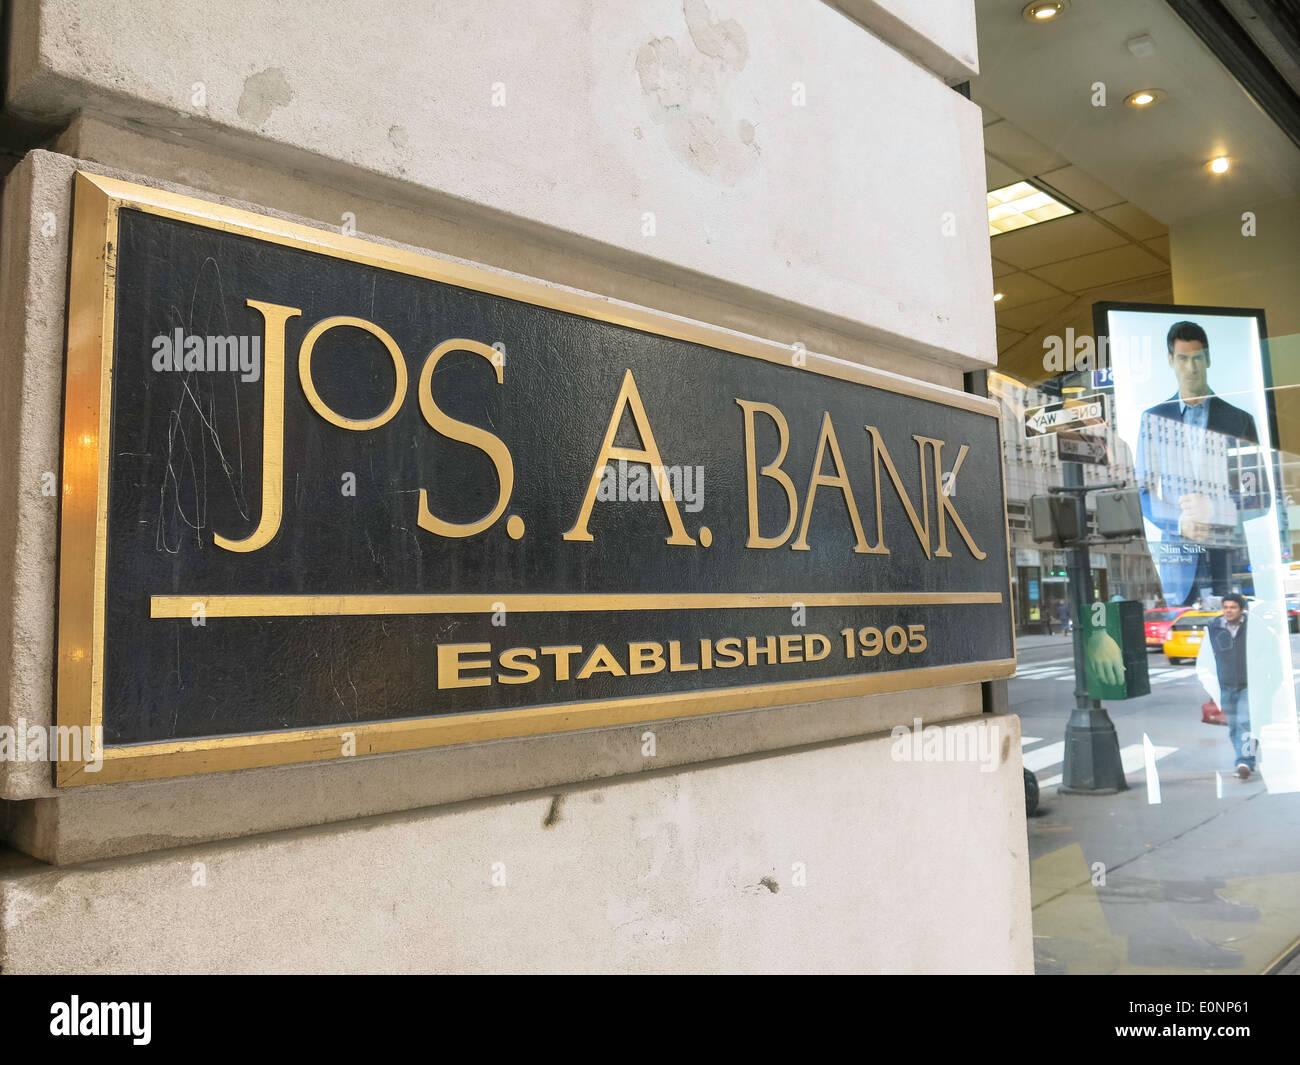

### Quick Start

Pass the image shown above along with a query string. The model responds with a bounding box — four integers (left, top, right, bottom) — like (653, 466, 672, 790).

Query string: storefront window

(975, 0, 1300, 967)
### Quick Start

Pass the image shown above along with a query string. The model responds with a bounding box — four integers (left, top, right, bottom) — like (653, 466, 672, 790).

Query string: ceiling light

(1209, 156, 1230, 174)
(1124, 89, 1164, 107)
(987, 180, 1075, 236)
(993, 292, 1005, 302)
(1023, 1, 1067, 22)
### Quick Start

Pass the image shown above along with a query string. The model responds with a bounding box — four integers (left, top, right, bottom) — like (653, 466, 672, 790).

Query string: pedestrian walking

(1207, 593, 1253, 779)
(1057, 602, 1071, 635)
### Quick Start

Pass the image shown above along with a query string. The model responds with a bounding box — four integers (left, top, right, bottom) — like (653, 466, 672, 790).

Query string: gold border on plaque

(56, 170, 1017, 787)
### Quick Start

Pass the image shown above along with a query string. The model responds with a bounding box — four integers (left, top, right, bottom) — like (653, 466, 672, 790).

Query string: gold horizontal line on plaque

(58, 657, 1019, 786)
(151, 591, 1004, 619)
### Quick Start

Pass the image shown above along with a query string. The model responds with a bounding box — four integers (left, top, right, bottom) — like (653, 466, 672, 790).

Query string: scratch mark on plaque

(329, 661, 350, 718)
(346, 670, 360, 717)
(154, 258, 260, 553)
(168, 625, 184, 738)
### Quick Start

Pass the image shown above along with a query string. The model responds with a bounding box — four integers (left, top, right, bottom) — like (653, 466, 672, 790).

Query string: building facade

(0, 1, 1032, 973)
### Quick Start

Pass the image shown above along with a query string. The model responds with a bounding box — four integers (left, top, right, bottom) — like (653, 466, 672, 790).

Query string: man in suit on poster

(1135, 321, 1269, 607)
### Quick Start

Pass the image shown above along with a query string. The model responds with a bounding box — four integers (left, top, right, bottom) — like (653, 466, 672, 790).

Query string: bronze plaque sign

(58, 172, 1014, 784)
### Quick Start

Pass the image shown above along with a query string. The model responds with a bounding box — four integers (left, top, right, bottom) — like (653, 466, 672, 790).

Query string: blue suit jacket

(1135, 392, 1270, 603)
(1140, 393, 1259, 446)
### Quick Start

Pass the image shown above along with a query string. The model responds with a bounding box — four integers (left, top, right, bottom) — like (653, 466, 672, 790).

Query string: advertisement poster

(1097, 302, 1297, 792)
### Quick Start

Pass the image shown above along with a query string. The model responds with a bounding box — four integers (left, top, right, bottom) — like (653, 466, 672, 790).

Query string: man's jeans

(1221, 686, 1254, 769)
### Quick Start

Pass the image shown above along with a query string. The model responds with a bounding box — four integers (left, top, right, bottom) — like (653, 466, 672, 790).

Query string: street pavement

(1014, 630, 1300, 974)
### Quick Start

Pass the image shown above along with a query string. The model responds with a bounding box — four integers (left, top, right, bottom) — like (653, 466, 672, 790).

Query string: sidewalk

(1030, 780, 1300, 974)
(1017, 632, 1076, 652)
(1019, 632, 1300, 973)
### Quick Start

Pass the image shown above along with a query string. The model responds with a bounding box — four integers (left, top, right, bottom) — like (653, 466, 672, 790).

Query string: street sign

(1056, 429, 1108, 465)
(57, 172, 1015, 786)
(1024, 393, 1108, 437)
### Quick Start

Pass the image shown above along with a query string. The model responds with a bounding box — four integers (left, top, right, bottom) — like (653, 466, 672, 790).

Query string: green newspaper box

(1086, 600, 1150, 700)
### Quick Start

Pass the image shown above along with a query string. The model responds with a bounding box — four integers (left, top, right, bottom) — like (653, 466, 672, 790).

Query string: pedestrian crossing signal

(1030, 493, 1086, 544)
(1096, 488, 1143, 538)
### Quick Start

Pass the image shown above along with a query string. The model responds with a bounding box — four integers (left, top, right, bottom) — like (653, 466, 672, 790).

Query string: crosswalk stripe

(1013, 660, 1300, 685)
(1020, 737, 1042, 746)
(1012, 666, 1200, 685)
(1038, 743, 1177, 789)
(1023, 742, 1066, 772)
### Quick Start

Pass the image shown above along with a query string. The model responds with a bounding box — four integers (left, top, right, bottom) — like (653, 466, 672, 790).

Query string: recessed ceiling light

(1023, 1, 1068, 22)
(987, 180, 1075, 236)
(1124, 89, 1164, 107)
(1209, 156, 1230, 174)
(994, 292, 1005, 302)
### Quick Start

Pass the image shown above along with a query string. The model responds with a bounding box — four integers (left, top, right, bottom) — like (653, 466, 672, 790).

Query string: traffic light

(1030, 493, 1087, 544)
(1095, 488, 1143, 538)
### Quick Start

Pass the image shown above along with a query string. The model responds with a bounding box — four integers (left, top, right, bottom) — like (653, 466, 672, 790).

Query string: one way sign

(1056, 429, 1108, 465)
(1024, 393, 1108, 437)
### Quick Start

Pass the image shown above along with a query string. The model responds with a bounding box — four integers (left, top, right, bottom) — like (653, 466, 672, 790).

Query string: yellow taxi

(1163, 610, 1222, 664)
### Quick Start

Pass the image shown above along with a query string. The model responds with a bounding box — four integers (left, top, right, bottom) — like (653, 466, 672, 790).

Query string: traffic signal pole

(1055, 461, 1128, 794)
